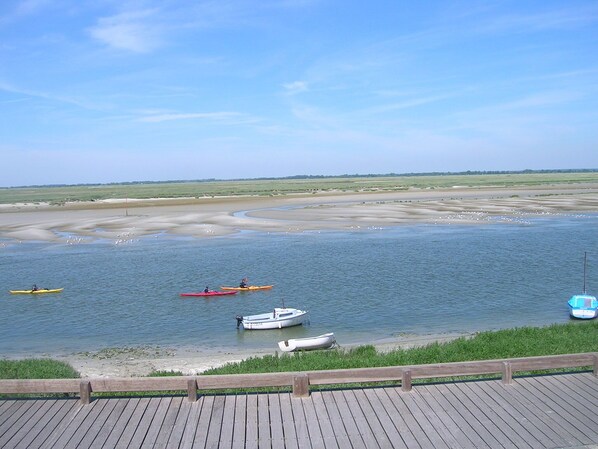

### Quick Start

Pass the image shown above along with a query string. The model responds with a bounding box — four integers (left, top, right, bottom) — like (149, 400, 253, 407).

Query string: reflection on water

(1, 214, 597, 356)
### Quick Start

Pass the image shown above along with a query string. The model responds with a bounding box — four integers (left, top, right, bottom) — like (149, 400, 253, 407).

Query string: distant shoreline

(1, 184, 598, 243)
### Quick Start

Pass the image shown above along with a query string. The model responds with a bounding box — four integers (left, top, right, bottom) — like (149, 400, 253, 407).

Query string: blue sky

(1, 1, 597, 187)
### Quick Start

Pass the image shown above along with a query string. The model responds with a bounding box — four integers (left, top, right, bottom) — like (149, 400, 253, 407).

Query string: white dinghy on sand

(278, 332, 337, 352)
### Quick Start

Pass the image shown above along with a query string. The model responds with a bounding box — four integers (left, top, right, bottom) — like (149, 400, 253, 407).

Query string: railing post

(402, 369, 412, 392)
(292, 373, 310, 397)
(502, 361, 513, 384)
(593, 354, 598, 377)
(187, 378, 198, 402)
(80, 380, 92, 405)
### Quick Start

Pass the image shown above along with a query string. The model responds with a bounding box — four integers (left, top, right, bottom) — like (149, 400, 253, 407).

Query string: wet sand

(2, 183, 598, 376)
(53, 332, 471, 378)
(1, 183, 598, 243)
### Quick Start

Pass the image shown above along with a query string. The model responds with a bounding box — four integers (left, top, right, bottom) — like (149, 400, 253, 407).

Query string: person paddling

(204, 286, 210, 293)
(239, 277, 248, 288)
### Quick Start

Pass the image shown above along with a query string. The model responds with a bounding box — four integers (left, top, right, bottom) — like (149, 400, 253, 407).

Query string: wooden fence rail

(1, 352, 596, 405)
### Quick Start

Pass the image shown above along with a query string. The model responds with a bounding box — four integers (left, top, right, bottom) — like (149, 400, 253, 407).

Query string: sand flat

(1, 184, 598, 242)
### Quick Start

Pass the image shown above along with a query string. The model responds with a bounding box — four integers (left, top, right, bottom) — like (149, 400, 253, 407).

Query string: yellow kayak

(220, 285, 273, 291)
(9, 288, 64, 295)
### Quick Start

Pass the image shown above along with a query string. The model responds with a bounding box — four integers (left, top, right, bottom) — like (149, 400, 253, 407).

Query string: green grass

(0, 358, 80, 380)
(202, 321, 598, 376)
(1, 171, 597, 204)
(1, 321, 596, 393)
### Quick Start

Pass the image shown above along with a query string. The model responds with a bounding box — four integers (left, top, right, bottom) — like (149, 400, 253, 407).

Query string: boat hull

(221, 285, 273, 291)
(10, 288, 64, 295)
(180, 291, 237, 297)
(568, 294, 598, 319)
(238, 308, 308, 330)
(278, 333, 336, 352)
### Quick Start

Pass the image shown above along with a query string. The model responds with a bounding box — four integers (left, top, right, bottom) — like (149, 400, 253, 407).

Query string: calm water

(1, 214, 597, 356)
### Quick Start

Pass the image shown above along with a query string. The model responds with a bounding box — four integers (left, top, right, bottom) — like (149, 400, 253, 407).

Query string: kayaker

(204, 286, 210, 293)
(31, 284, 38, 292)
(239, 277, 248, 288)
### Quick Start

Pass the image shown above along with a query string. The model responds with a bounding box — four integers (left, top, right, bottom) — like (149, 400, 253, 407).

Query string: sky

(1, 1, 597, 187)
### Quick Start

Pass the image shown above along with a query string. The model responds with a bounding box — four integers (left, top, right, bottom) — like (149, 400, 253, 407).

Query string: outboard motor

(235, 315, 243, 329)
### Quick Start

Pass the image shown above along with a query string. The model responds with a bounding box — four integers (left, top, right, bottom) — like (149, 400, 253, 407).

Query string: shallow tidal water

(1, 213, 597, 357)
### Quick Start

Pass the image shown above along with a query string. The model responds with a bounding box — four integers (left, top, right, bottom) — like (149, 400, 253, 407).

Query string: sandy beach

(3, 183, 598, 377)
(2, 183, 598, 244)
(50, 332, 471, 378)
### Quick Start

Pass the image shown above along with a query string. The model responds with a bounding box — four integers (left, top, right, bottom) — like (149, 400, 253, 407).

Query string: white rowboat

(278, 332, 336, 352)
(236, 307, 309, 330)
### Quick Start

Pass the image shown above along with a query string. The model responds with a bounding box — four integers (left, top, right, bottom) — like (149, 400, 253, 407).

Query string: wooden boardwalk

(1, 372, 597, 449)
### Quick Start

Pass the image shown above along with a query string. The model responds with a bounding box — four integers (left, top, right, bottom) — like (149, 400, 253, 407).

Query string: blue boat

(568, 252, 597, 319)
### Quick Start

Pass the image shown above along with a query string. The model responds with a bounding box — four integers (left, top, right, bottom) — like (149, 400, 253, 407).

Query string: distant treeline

(6, 168, 598, 189)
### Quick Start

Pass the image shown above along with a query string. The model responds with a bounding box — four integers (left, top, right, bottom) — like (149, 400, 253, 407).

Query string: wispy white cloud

(89, 9, 163, 53)
(138, 111, 259, 124)
(0, 80, 103, 110)
(283, 81, 308, 95)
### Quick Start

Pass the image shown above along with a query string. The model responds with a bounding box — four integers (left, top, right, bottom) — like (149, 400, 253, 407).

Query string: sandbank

(48, 332, 470, 378)
(1, 184, 598, 243)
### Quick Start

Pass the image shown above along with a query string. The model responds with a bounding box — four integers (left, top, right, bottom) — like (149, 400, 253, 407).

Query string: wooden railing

(1, 352, 596, 405)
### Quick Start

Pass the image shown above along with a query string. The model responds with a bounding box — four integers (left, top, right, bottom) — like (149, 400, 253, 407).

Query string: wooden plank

(436, 382, 517, 449)
(0, 399, 46, 447)
(391, 387, 452, 449)
(495, 380, 589, 447)
(121, 397, 162, 449)
(381, 387, 432, 449)
(319, 391, 352, 449)
(74, 398, 119, 449)
(519, 376, 598, 441)
(40, 400, 99, 449)
(193, 395, 215, 449)
(407, 388, 467, 449)
(0, 399, 57, 449)
(179, 396, 205, 449)
(300, 395, 325, 449)
(290, 393, 312, 448)
(330, 390, 366, 449)
(205, 395, 225, 449)
(217, 395, 236, 449)
(309, 392, 340, 449)
(561, 373, 598, 401)
(0, 400, 17, 422)
(349, 389, 394, 448)
(341, 389, 381, 448)
(137, 397, 173, 449)
(98, 398, 141, 448)
(466, 380, 558, 448)
(257, 394, 271, 449)
(244, 394, 259, 449)
(267, 393, 286, 449)
(165, 398, 192, 449)
(515, 377, 596, 444)
(278, 393, 299, 449)
(360, 389, 408, 449)
(541, 374, 598, 415)
(0, 400, 37, 437)
(232, 394, 247, 449)
(458, 381, 540, 449)
(111, 397, 151, 449)
(424, 384, 493, 449)
(88, 398, 131, 449)
(483, 381, 575, 449)
(23, 399, 80, 449)
(149, 396, 187, 448)
(11, 400, 73, 449)
(62, 398, 111, 449)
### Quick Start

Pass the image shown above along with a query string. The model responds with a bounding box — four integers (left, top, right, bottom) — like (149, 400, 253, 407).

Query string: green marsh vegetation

(2, 321, 595, 384)
(1, 170, 597, 205)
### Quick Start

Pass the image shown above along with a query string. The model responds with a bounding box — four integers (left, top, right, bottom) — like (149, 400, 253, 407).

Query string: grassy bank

(1, 322, 596, 383)
(202, 321, 598, 376)
(1, 171, 597, 205)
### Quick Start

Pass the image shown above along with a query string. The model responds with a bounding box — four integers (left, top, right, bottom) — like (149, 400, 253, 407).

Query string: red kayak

(180, 291, 238, 297)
